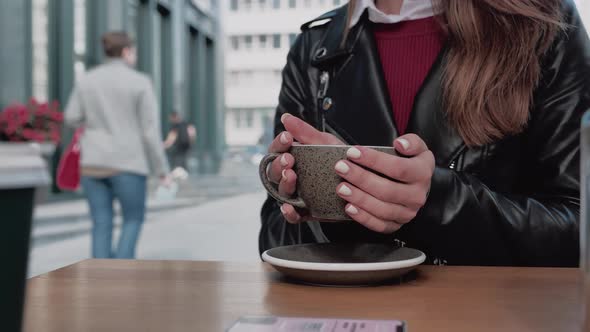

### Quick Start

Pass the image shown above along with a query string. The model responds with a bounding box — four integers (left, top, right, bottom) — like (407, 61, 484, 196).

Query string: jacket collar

(311, 9, 466, 167)
(349, 0, 437, 27)
(310, 6, 359, 67)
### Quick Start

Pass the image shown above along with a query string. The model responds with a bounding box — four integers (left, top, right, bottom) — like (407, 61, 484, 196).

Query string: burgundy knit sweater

(373, 17, 445, 135)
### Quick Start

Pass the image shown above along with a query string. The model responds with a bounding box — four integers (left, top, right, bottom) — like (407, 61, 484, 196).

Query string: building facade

(222, 0, 346, 147)
(1, 0, 225, 176)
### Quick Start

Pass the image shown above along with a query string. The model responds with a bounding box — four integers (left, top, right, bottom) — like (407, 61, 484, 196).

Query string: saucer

(262, 243, 426, 286)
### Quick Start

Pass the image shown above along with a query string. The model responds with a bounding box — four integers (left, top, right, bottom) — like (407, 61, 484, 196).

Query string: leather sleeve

(402, 3, 589, 267)
(259, 33, 318, 255)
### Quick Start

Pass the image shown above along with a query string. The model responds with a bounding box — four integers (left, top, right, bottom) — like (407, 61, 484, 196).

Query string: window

(259, 0, 266, 9)
(228, 71, 239, 85)
(230, 36, 239, 50)
(272, 34, 281, 49)
(333, 0, 341, 6)
(304, 0, 312, 8)
(245, 110, 254, 128)
(231, 0, 238, 10)
(289, 33, 297, 46)
(243, 0, 252, 10)
(273, 0, 280, 9)
(232, 109, 254, 128)
(244, 35, 253, 49)
(259, 35, 267, 49)
(234, 109, 242, 128)
(288, 0, 296, 8)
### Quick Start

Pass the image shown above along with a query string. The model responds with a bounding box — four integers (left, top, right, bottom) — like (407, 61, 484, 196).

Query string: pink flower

(50, 131, 61, 143)
(50, 111, 64, 122)
(22, 128, 35, 140)
(5, 123, 17, 135)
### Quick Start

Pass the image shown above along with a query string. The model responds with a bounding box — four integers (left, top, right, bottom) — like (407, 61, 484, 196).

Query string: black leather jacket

(260, 1, 590, 267)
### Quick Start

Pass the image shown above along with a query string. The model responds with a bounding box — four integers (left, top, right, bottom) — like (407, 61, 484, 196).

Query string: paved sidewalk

(28, 191, 267, 277)
(28, 159, 267, 277)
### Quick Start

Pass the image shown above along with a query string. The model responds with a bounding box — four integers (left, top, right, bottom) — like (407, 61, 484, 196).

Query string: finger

(344, 204, 401, 234)
(269, 153, 294, 183)
(269, 131, 293, 153)
(345, 146, 431, 183)
(280, 204, 302, 224)
(335, 159, 427, 208)
(336, 182, 418, 222)
(394, 134, 429, 157)
(278, 169, 297, 196)
(281, 113, 343, 145)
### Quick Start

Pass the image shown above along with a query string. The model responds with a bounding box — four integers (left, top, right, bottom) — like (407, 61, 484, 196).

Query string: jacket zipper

(317, 71, 330, 132)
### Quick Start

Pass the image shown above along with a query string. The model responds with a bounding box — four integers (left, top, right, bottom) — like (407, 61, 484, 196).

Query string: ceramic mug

(259, 144, 396, 221)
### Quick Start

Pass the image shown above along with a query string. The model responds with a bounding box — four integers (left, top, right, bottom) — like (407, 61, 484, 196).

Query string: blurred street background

(0, 0, 588, 277)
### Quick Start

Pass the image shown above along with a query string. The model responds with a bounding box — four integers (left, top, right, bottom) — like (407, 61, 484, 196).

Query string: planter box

(0, 142, 50, 332)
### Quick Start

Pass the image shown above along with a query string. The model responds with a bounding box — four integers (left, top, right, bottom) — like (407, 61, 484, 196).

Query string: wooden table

(23, 259, 581, 331)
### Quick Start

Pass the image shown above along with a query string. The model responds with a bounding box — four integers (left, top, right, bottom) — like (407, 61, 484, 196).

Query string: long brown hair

(346, 0, 563, 146)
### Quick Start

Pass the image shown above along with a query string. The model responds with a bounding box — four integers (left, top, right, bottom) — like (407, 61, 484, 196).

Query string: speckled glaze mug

(259, 144, 396, 221)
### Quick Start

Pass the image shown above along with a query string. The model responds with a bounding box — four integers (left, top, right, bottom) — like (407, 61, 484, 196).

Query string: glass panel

(127, 0, 139, 43)
(289, 0, 296, 8)
(152, 11, 162, 104)
(231, 36, 239, 50)
(259, 35, 267, 49)
(272, 34, 281, 49)
(245, 110, 254, 128)
(273, 0, 280, 9)
(74, 0, 86, 81)
(32, 0, 49, 101)
(231, 0, 238, 10)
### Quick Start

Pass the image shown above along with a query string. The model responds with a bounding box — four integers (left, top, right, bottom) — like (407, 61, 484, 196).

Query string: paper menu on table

(227, 316, 405, 332)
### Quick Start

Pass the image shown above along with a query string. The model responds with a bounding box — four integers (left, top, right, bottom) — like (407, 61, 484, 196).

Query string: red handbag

(57, 128, 83, 191)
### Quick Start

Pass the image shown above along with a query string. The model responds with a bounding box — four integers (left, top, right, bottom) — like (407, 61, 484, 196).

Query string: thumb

(394, 134, 429, 157)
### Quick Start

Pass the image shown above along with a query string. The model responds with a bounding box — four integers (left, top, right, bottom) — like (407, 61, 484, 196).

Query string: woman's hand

(334, 134, 435, 233)
(267, 113, 342, 223)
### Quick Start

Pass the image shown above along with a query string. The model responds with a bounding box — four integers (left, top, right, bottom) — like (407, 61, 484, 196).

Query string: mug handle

(259, 153, 307, 209)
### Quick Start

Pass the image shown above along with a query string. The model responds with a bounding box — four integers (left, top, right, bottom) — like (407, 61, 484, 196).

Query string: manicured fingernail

(280, 132, 289, 144)
(338, 184, 352, 196)
(281, 169, 287, 181)
(397, 138, 410, 150)
(280, 113, 291, 124)
(346, 205, 359, 215)
(280, 205, 286, 214)
(347, 147, 361, 159)
(335, 161, 350, 174)
(280, 154, 288, 166)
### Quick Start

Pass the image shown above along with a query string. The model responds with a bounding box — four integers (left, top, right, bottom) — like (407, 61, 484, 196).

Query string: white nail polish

(346, 205, 359, 215)
(397, 138, 410, 150)
(280, 113, 291, 124)
(280, 205, 286, 214)
(338, 184, 352, 196)
(281, 169, 287, 181)
(280, 154, 288, 166)
(280, 133, 289, 144)
(335, 161, 350, 174)
(347, 147, 362, 159)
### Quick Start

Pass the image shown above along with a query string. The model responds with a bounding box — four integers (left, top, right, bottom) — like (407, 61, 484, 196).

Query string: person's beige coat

(65, 59, 169, 176)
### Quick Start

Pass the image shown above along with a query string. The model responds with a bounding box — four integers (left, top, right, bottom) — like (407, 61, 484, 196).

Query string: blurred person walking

(164, 111, 196, 171)
(64, 31, 170, 259)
